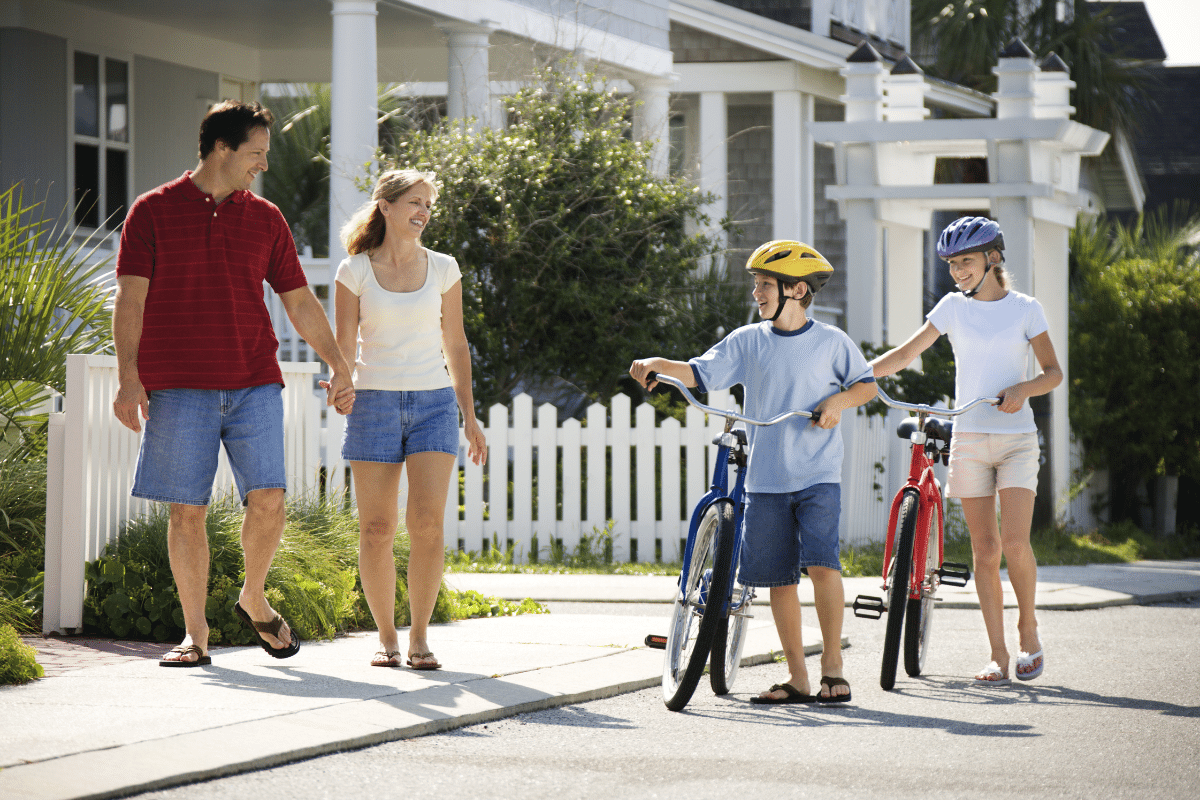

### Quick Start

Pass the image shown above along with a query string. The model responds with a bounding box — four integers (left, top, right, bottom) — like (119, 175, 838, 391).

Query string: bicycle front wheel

(662, 501, 735, 711)
(904, 507, 938, 677)
(710, 564, 752, 695)
(881, 489, 918, 691)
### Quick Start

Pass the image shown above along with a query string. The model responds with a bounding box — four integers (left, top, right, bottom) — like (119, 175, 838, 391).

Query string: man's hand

(113, 380, 150, 432)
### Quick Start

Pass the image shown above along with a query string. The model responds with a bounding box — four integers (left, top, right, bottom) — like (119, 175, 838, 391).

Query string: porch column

(840, 43, 887, 344)
(329, 0, 378, 281)
(634, 75, 674, 178)
(698, 91, 727, 274)
(773, 90, 814, 242)
(439, 21, 497, 133)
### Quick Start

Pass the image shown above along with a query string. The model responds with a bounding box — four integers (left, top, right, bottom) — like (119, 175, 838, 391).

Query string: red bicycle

(853, 387, 998, 690)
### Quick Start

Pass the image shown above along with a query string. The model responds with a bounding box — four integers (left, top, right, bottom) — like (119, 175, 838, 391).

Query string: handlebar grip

(646, 370, 657, 384)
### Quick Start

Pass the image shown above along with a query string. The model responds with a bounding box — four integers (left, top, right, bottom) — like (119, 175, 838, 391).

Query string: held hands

(319, 371, 355, 415)
(113, 380, 150, 433)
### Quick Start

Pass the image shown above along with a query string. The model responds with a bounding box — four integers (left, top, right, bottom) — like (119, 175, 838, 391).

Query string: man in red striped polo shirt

(112, 100, 355, 667)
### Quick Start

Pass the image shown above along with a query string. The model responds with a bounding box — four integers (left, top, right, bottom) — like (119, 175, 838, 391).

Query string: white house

(5, 0, 1133, 538)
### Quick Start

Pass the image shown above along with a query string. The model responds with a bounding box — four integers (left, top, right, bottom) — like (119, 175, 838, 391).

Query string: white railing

(813, 0, 911, 51)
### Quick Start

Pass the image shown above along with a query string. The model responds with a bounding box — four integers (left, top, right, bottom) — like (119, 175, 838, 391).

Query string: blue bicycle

(645, 372, 817, 711)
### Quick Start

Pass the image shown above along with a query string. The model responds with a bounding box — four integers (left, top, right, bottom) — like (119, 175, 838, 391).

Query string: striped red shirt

(116, 173, 308, 390)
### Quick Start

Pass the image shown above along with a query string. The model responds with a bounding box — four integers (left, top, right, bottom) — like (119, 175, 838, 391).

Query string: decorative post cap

(1039, 52, 1070, 73)
(848, 41, 883, 63)
(1000, 38, 1036, 59)
(890, 56, 923, 76)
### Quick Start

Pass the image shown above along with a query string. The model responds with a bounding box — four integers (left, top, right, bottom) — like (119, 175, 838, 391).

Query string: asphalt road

(130, 599, 1200, 800)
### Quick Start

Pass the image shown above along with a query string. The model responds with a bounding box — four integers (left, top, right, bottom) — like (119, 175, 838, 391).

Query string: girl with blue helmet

(870, 216, 1063, 686)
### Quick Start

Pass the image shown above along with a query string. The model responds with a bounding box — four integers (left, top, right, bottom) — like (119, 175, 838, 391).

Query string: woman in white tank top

(334, 169, 487, 670)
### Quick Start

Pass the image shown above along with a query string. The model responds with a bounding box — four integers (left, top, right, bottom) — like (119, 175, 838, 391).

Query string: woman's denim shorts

(341, 387, 459, 463)
(132, 384, 287, 506)
(738, 483, 842, 587)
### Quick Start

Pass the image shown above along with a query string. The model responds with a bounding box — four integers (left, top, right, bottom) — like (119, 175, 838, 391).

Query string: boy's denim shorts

(738, 483, 842, 587)
(132, 384, 287, 506)
(341, 387, 459, 463)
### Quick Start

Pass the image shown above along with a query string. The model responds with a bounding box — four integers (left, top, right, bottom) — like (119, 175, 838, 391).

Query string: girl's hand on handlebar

(996, 384, 1029, 414)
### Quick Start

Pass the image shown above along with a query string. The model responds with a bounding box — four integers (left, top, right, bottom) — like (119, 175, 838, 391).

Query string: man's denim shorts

(738, 483, 842, 587)
(132, 384, 287, 506)
(341, 387, 459, 463)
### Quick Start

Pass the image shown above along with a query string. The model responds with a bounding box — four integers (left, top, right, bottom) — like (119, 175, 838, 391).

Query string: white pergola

(812, 40, 1109, 519)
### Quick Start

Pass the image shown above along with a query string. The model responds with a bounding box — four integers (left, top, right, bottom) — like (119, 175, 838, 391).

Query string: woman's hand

(320, 379, 356, 415)
(465, 419, 488, 466)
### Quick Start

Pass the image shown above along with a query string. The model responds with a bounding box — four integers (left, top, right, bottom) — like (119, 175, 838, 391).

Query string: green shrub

(1069, 208, 1200, 524)
(0, 622, 43, 684)
(84, 490, 543, 643)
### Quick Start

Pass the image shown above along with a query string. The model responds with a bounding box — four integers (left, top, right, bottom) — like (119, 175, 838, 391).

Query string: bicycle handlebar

(645, 371, 816, 427)
(874, 386, 999, 417)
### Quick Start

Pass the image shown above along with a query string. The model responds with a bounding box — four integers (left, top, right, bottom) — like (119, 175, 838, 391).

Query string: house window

(73, 51, 130, 231)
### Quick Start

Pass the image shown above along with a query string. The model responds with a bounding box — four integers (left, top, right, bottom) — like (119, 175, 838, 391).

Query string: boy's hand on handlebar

(629, 359, 659, 391)
(811, 398, 840, 429)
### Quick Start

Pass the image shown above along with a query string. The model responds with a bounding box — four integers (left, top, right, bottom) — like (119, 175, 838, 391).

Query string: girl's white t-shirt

(335, 248, 462, 391)
(926, 290, 1049, 434)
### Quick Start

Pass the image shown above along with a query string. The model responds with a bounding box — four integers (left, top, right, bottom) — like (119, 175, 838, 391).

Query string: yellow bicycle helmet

(745, 240, 834, 294)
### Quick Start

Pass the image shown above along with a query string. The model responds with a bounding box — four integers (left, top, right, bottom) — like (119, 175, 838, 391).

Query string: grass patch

(839, 504, 1200, 578)
(446, 524, 680, 576)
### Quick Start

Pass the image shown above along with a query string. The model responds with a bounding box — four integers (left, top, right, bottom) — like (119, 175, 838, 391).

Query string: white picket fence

(43, 351, 922, 633)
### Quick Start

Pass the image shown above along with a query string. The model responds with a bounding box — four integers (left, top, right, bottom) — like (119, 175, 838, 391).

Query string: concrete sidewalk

(3, 560, 1197, 800)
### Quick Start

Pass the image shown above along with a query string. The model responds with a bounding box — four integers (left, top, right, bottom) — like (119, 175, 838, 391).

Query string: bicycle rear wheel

(881, 489, 918, 691)
(662, 501, 735, 711)
(710, 561, 752, 695)
(904, 507, 938, 677)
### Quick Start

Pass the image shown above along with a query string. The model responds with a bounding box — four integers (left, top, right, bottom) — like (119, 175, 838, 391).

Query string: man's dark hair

(198, 100, 275, 159)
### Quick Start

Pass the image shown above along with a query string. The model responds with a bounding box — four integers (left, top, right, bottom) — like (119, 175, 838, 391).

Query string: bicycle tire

(710, 559, 751, 695)
(662, 501, 734, 711)
(904, 508, 939, 677)
(881, 489, 919, 691)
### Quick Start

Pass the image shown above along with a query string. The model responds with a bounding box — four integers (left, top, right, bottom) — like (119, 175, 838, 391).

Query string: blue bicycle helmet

(937, 217, 1004, 297)
(936, 216, 1004, 260)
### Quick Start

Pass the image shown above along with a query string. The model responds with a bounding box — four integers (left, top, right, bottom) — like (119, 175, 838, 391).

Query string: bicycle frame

(878, 387, 997, 599)
(650, 372, 816, 709)
(856, 387, 998, 689)
(883, 418, 946, 603)
(661, 373, 816, 620)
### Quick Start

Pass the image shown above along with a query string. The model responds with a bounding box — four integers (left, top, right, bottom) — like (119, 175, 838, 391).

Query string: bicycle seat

(927, 418, 953, 443)
(896, 417, 954, 443)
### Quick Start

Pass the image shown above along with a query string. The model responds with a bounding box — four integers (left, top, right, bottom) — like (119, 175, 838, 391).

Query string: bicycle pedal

(936, 561, 971, 587)
(853, 594, 884, 620)
(644, 634, 667, 650)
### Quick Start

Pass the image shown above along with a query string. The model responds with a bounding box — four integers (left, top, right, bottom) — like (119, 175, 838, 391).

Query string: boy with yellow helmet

(631, 240, 875, 704)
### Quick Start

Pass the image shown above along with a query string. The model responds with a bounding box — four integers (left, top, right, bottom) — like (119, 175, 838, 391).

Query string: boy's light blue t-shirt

(689, 319, 874, 494)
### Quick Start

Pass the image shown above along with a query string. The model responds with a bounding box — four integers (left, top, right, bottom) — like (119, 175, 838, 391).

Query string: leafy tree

(378, 65, 737, 409)
(912, 0, 1148, 135)
(261, 84, 436, 258)
(1068, 206, 1200, 523)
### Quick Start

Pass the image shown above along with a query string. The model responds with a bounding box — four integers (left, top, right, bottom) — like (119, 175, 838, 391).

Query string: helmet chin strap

(769, 295, 789, 321)
(961, 256, 993, 299)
